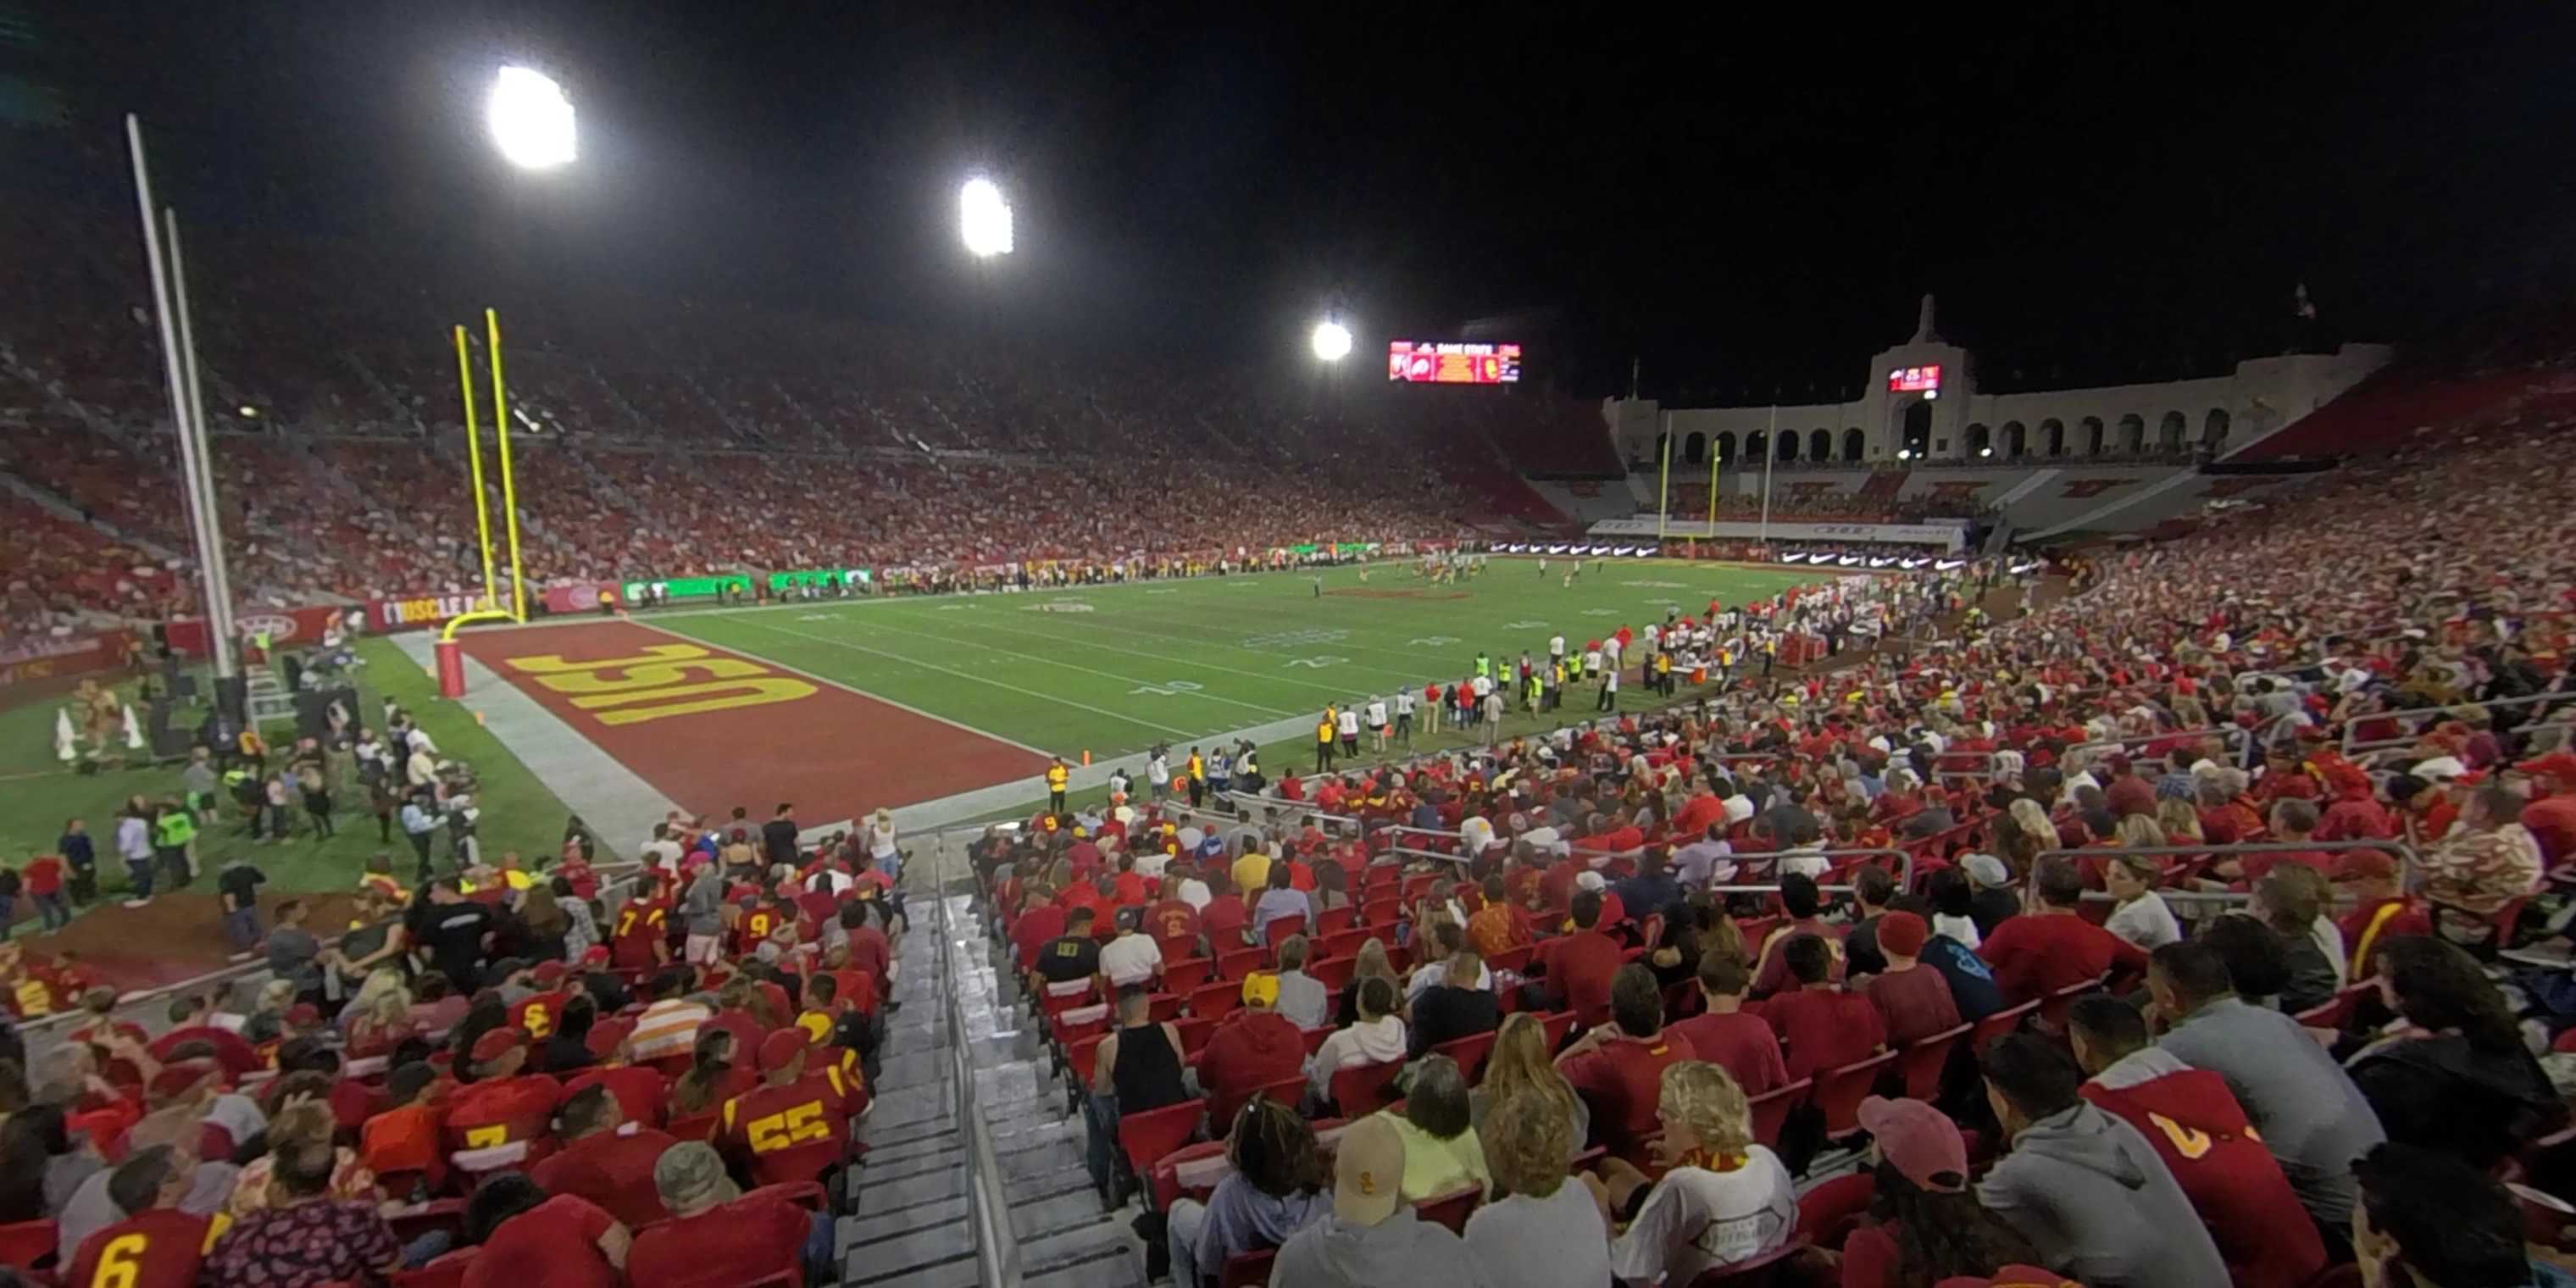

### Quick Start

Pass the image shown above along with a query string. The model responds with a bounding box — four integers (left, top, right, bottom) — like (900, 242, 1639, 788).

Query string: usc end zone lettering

(503, 642, 816, 726)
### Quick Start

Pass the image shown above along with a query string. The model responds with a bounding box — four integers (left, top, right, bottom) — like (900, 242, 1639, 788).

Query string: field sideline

(442, 556, 1823, 840)
(658, 556, 1813, 759)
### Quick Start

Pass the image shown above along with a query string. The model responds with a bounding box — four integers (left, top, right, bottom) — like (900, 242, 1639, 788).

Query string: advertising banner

(369, 591, 486, 634)
(0, 631, 130, 691)
(618, 575, 751, 604)
(167, 605, 348, 656)
(541, 582, 620, 614)
(1585, 517, 1968, 550)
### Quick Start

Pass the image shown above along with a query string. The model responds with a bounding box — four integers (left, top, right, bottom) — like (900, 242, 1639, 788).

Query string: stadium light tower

(961, 177, 1013, 258)
(487, 66, 576, 170)
(1311, 319, 1353, 362)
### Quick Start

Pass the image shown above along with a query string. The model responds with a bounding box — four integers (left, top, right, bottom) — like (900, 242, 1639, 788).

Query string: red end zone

(459, 620, 1047, 822)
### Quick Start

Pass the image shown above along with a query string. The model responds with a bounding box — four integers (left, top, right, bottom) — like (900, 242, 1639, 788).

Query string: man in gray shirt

(2147, 940, 2384, 1235)
(681, 866, 726, 965)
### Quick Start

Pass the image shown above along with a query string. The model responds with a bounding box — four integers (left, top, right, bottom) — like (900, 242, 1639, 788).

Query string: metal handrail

(2068, 725, 2253, 765)
(930, 824, 1023, 1288)
(2033, 840, 2418, 908)
(19, 855, 647, 1061)
(1684, 847, 1918, 897)
(2340, 689, 2576, 755)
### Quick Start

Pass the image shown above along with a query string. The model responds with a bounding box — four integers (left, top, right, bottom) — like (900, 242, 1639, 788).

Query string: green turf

(0, 636, 580, 908)
(650, 556, 1814, 805)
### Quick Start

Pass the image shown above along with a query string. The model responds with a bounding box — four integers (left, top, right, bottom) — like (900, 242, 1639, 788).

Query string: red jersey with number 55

(719, 1064, 857, 1186)
(611, 899, 672, 970)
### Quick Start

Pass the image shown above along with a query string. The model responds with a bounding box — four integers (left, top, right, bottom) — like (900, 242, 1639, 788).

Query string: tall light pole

(1309, 320, 1353, 362)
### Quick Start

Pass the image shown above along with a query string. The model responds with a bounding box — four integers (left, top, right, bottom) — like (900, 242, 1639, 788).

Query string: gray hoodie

(1268, 1207, 1493, 1288)
(1976, 1101, 2230, 1288)
(2155, 995, 2383, 1226)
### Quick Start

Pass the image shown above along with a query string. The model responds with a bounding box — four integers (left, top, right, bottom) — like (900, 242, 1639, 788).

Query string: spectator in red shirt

(2519, 751, 2576, 864)
(64, 1145, 229, 1288)
(22, 849, 69, 932)
(147, 996, 264, 1079)
(559, 1019, 669, 1130)
(530, 1084, 676, 1230)
(1196, 973, 1308, 1125)
(1663, 950, 1787, 1097)
(629, 1141, 822, 1288)
(1009, 883, 1067, 973)
(1544, 891, 1624, 1026)
(1863, 912, 1962, 1047)
(2218, 799, 2330, 885)
(1752, 935, 1884, 1080)
(1975, 858, 2149, 1007)
(718, 1030, 860, 1188)
(1749, 873, 1845, 997)
(2069, 996, 2324, 1288)
(1556, 964, 1697, 1159)
(2331, 851, 2432, 979)
(442, 1028, 564, 1158)
(459, 1173, 629, 1288)
(1198, 869, 1251, 950)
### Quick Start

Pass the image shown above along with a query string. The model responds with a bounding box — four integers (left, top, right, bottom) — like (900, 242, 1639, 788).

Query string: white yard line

(814, 616, 1295, 719)
(725, 617, 1206, 739)
(623, 619, 1054, 759)
(897, 613, 1402, 698)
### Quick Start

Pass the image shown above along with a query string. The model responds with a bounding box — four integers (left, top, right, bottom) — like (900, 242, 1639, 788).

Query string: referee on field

(1046, 757, 1070, 813)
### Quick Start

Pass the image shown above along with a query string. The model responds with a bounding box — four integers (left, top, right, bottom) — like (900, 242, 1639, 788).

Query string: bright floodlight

(961, 177, 1013, 257)
(487, 66, 576, 170)
(1311, 320, 1353, 361)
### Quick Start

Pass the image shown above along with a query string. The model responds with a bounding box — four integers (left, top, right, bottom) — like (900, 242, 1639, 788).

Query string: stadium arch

(1777, 430, 1799, 461)
(1808, 428, 1830, 461)
(2001, 420, 2027, 458)
(2118, 413, 2146, 453)
(1684, 430, 1707, 464)
(2081, 416, 2106, 455)
(1717, 430, 1737, 462)
(2040, 418, 2065, 456)
(1840, 428, 1864, 462)
(2157, 410, 2187, 451)
(1964, 423, 1991, 457)
(2203, 408, 2230, 448)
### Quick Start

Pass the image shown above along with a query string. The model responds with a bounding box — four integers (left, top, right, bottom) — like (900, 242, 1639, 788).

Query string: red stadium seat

(1414, 1185, 1481, 1233)
(1189, 980, 1244, 1020)
(1328, 1058, 1405, 1115)
(1747, 1080, 1811, 1150)
(1811, 1050, 1900, 1139)
(1430, 1030, 1498, 1084)
(1115, 1097, 1208, 1202)
(1896, 1024, 1971, 1102)
(1162, 957, 1213, 994)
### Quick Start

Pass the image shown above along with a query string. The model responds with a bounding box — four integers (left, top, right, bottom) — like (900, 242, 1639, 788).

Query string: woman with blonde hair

(1592, 1062, 1796, 1285)
(2112, 813, 2167, 850)
(1331, 936, 1405, 1030)
(2155, 797, 2203, 846)
(1464, 1091, 1616, 1288)
(1468, 1013, 1591, 1159)
(2006, 797, 2054, 850)
(342, 969, 419, 1058)
(227, 1085, 377, 1215)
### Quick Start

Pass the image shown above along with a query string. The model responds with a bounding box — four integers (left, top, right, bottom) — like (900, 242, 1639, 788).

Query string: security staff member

(1046, 757, 1070, 813)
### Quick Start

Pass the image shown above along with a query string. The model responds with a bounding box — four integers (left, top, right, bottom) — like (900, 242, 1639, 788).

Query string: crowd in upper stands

(1, 207, 1628, 643)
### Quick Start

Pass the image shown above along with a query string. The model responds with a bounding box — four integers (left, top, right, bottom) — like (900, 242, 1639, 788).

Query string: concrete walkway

(391, 633, 682, 856)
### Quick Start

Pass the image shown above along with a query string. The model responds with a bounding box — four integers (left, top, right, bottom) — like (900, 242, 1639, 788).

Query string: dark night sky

(25, 2, 2576, 401)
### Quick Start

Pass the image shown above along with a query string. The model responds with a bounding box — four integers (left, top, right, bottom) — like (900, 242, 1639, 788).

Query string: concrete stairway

(836, 881, 1145, 1288)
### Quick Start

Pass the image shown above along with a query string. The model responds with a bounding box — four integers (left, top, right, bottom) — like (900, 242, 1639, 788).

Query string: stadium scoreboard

(1389, 341, 1522, 384)
(1888, 364, 1942, 395)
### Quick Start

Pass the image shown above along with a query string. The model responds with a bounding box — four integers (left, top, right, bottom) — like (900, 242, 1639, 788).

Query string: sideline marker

(1082, 749, 1091, 766)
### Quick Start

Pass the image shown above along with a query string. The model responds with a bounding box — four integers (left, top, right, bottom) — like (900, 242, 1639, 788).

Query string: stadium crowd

(957, 427, 2576, 1287)
(0, 810, 910, 1287)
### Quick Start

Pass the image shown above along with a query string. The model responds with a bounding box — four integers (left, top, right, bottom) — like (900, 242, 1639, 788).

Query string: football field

(455, 556, 1820, 829)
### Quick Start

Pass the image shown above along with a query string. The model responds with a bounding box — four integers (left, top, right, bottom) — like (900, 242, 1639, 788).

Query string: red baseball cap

(285, 1003, 320, 1027)
(580, 946, 612, 967)
(530, 961, 569, 986)
(756, 1028, 810, 1074)
(2334, 851, 2399, 882)
(148, 1060, 222, 1102)
(2519, 751, 2576, 782)
(585, 1018, 634, 1061)
(1857, 1096, 1967, 1192)
(470, 1027, 529, 1065)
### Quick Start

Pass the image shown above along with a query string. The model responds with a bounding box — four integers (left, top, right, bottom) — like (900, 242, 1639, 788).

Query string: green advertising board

(619, 574, 751, 602)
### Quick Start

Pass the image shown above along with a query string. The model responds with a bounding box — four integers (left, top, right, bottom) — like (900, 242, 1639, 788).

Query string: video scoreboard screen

(1389, 341, 1522, 384)
(1888, 364, 1941, 394)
